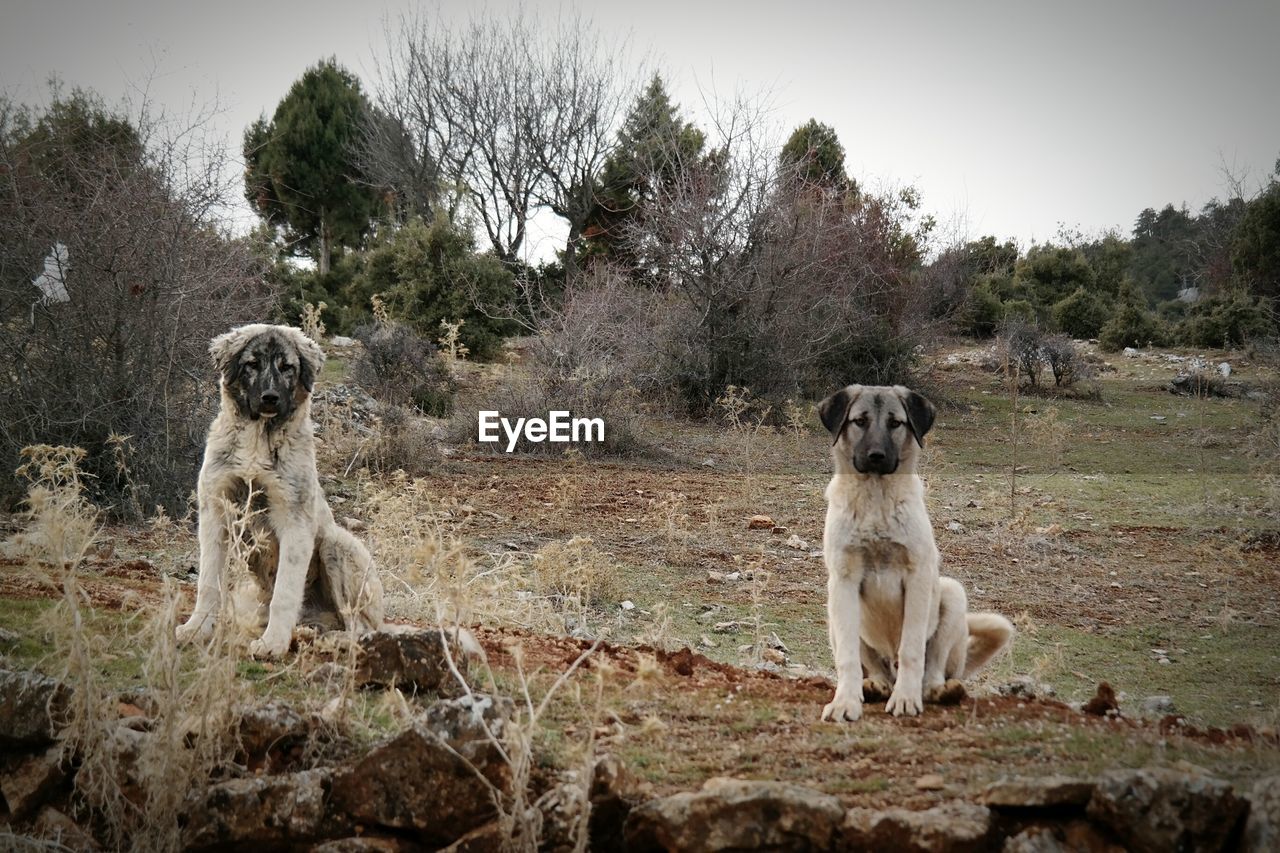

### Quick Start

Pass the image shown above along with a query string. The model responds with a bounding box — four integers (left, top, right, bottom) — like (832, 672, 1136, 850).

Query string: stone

(625, 777, 843, 852)
(329, 335, 357, 347)
(747, 514, 775, 530)
(589, 754, 640, 851)
(1139, 695, 1176, 717)
(31, 807, 100, 852)
(355, 626, 466, 694)
(0, 745, 67, 820)
(841, 801, 993, 852)
(237, 700, 313, 760)
(0, 669, 72, 746)
(914, 774, 946, 791)
(784, 534, 810, 550)
(1086, 767, 1247, 853)
(1244, 775, 1280, 852)
(980, 776, 1095, 810)
(1002, 822, 1125, 853)
(183, 768, 347, 848)
(996, 675, 1055, 701)
(331, 695, 513, 848)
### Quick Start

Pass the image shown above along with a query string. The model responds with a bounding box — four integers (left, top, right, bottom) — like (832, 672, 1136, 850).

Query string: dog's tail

(963, 612, 1014, 679)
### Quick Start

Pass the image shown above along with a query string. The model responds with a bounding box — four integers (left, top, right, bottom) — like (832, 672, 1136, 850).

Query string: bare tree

(371, 10, 634, 271)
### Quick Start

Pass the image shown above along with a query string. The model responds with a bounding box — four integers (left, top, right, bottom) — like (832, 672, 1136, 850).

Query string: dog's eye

(852, 415, 869, 428)
(887, 418, 902, 429)
(281, 363, 295, 373)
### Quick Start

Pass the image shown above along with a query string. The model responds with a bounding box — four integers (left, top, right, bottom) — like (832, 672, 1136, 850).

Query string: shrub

(1051, 288, 1111, 339)
(1099, 302, 1168, 351)
(447, 273, 659, 456)
(358, 216, 519, 360)
(0, 90, 273, 516)
(351, 321, 453, 416)
(1174, 294, 1275, 349)
(1040, 334, 1093, 387)
(1000, 321, 1044, 386)
(959, 282, 1005, 338)
(1001, 299, 1037, 326)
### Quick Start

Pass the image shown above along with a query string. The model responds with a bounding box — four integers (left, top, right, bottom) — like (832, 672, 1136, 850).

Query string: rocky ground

(1, 338, 1278, 850)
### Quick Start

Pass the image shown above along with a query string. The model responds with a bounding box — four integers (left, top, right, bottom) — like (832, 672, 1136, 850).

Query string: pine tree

(581, 75, 706, 270)
(244, 59, 379, 274)
(779, 119, 855, 195)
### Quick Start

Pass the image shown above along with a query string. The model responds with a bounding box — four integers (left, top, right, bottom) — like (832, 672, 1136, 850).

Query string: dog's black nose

(261, 391, 279, 406)
(867, 451, 886, 464)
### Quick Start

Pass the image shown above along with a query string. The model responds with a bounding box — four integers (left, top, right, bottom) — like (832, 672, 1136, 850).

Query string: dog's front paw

(248, 633, 290, 660)
(886, 688, 923, 717)
(175, 619, 212, 645)
(821, 695, 864, 723)
(862, 677, 893, 702)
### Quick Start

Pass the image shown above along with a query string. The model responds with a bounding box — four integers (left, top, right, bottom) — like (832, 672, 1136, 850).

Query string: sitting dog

(818, 384, 1012, 721)
(176, 324, 384, 657)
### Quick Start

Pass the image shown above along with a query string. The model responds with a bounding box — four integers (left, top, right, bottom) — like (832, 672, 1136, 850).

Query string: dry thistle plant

(438, 318, 470, 362)
(782, 398, 810, 443)
(10, 444, 99, 568)
(371, 292, 391, 327)
(301, 300, 328, 341)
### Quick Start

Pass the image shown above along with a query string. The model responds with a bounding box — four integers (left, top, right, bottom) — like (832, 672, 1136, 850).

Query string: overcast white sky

(4, 0, 1278, 261)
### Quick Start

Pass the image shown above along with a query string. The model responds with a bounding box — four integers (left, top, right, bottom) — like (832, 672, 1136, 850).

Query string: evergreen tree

(1232, 163, 1280, 300)
(779, 118, 855, 194)
(581, 75, 706, 270)
(244, 59, 380, 274)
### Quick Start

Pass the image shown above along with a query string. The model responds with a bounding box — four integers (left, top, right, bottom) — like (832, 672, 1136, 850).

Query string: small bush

(351, 322, 454, 416)
(1000, 321, 1044, 386)
(1001, 299, 1037, 326)
(1040, 334, 1094, 388)
(366, 405, 438, 477)
(959, 282, 1005, 338)
(1175, 294, 1275, 349)
(1099, 302, 1168, 351)
(1051, 288, 1111, 339)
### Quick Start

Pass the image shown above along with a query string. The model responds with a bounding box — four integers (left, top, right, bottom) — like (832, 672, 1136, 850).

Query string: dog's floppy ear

(290, 328, 326, 392)
(209, 328, 248, 381)
(818, 385, 861, 444)
(894, 386, 936, 448)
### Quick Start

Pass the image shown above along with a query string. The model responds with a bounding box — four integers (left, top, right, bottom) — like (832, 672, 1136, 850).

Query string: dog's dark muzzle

(853, 450, 898, 476)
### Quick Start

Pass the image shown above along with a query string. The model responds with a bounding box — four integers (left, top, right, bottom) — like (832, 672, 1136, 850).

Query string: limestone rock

(0, 669, 71, 746)
(355, 626, 466, 694)
(841, 801, 993, 852)
(1086, 767, 1246, 853)
(980, 776, 1095, 810)
(1244, 775, 1280, 853)
(625, 777, 843, 852)
(330, 695, 513, 847)
(183, 768, 345, 848)
(0, 745, 67, 820)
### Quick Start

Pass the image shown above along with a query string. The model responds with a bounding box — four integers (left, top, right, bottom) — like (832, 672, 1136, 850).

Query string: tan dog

(176, 324, 383, 658)
(818, 384, 1012, 721)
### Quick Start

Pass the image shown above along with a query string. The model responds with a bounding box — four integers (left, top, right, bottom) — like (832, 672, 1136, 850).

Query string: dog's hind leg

(924, 578, 968, 704)
(177, 498, 229, 644)
(318, 525, 384, 634)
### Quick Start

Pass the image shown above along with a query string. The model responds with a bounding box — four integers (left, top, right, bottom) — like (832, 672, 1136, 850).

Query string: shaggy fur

(176, 324, 384, 658)
(818, 384, 1013, 721)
